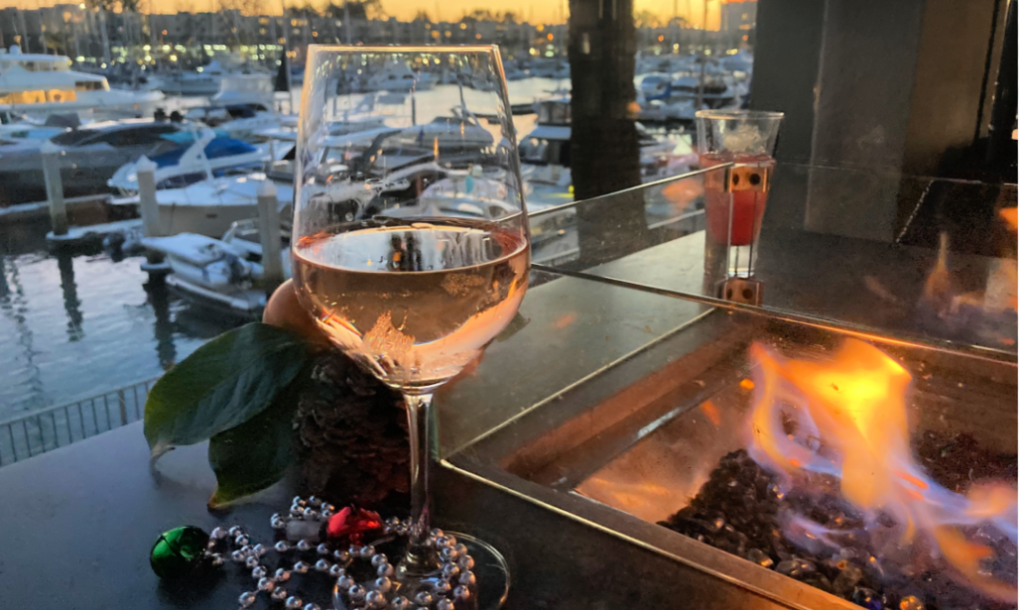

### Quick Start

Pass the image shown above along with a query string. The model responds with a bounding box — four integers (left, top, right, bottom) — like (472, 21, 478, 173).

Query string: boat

(143, 155, 454, 314)
(0, 117, 188, 205)
(159, 54, 267, 97)
(211, 74, 274, 108)
(668, 74, 737, 108)
(143, 217, 290, 317)
(0, 45, 164, 121)
(182, 104, 294, 140)
(107, 128, 268, 197)
(366, 62, 437, 92)
(124, 123, 397, 237)
(150, 161, 569, 317)
(390, 166, 565, 221)
(0, 115, 71, 144)
(638, 73, 673, 101)
(391, 108, 494, 163)
(518, 97, 694, 192)
(137, 171, 294, 238)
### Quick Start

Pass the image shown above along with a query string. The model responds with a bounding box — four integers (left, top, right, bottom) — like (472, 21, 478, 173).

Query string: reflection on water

(57, 253, 85, 342)
(0, 222, 239, 420)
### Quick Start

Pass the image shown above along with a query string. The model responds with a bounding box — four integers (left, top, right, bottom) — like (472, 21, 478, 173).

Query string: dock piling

(135, 156, 161, 238)
(40, 141, 68, 236)
(257, 179, 285, 296)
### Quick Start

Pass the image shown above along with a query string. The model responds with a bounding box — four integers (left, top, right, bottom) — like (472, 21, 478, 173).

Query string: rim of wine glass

(306, 44, 501, 54)
(694, 109, 785, 121)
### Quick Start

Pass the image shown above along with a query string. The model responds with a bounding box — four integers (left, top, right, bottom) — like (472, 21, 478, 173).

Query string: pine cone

(294, 351, 410, 513)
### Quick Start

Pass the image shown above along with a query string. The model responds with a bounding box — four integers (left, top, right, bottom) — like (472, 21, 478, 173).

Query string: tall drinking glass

(291, 46, 528, 608)
(696, 110, 783, 297)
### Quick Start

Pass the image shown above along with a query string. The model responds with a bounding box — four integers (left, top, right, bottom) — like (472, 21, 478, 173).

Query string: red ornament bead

(327, 507, 383, 546)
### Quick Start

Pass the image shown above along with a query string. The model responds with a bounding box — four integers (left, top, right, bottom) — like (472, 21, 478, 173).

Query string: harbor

(0, 34, 741, 421)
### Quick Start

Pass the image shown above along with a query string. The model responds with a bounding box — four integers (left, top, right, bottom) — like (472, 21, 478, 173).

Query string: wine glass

(291, 46, 528, 608)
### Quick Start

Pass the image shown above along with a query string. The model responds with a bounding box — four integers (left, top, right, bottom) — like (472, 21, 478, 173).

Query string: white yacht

(211, 74, 274, 107)
(160, 54, 269, 97)
(0, 45, 164, 121)
(394, 108, 494, 159)
(519, 98, 692, 190)
(107, 128, 268, 197)
(144, 171, 293, 238)
(366, 62, 437, 92)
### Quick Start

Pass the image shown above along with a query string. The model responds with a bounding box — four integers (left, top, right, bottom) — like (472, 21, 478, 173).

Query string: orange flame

(999, 207, 1018, 232)
(747, 339, 1017, 601)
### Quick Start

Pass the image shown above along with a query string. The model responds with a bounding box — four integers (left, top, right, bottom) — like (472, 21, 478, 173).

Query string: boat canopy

(151, 137, 257, 168)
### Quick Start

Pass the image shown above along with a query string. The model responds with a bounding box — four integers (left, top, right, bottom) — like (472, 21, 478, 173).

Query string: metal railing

(0, 377, 160, 467)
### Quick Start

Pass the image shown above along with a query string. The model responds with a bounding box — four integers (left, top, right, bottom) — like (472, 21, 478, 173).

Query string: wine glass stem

(402, 391, 439, 575)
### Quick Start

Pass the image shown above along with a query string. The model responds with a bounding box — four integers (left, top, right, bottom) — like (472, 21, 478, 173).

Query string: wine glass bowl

(292, 219, 529, 393)
(291, 46, 527, 608)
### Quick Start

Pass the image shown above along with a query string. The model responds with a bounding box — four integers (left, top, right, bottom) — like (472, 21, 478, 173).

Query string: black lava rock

(660, 444, 1017, 610)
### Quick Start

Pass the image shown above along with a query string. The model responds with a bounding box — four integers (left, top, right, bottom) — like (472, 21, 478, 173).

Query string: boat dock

(45, 218, 143, 249)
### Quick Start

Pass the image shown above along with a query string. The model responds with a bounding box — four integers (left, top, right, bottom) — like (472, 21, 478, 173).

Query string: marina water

(0, 79, 596, 420)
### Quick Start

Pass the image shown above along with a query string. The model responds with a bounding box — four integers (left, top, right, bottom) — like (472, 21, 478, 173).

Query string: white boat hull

(0, 89, 165, 121)
(157, 202, 263, 238)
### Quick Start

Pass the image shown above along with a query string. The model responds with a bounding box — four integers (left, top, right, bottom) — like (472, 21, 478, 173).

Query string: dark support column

(751, 0, 1004, 242)
(747, 0, 826, 166)
(984, 0, 1017, 177)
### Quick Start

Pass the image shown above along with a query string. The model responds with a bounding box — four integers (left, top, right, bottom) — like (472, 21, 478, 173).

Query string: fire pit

(445, 303, 1017, 610)
(655, 338, 1016, 610)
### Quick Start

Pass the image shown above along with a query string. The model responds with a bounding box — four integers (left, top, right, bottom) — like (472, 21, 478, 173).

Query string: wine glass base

(332, 532, 509, 610)
(452, 532, 510, 610)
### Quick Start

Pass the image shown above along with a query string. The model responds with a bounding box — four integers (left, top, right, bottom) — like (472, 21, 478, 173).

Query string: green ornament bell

(150, 526, 210, 579)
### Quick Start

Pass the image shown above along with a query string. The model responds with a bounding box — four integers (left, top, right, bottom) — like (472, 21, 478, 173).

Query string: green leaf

(144, 322, 313, 458)
(207, 383, 300, 509)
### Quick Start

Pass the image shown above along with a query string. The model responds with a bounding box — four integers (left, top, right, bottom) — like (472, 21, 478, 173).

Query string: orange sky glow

(0, 0, 724, 28)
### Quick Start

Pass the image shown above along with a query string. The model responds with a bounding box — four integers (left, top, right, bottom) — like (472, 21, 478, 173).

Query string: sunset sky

(0, 0, 724, 28)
